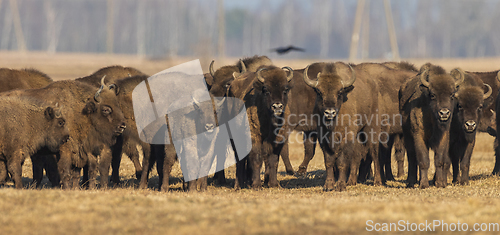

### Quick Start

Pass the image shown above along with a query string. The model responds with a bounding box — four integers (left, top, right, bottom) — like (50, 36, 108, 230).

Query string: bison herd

(0, 56, 499, 192)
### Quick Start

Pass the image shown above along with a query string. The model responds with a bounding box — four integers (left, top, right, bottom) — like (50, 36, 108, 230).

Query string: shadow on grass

(279, 170, 326, 189)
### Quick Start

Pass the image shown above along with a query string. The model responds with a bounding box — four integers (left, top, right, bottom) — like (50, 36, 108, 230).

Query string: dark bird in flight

(270, 45, 305, 55)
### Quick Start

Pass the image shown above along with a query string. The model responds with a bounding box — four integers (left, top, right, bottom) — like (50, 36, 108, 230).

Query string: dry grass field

(1, 52, 500, 234)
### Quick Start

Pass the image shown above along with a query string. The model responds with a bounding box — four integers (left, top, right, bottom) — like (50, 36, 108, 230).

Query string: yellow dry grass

(1, 52, 500, 234)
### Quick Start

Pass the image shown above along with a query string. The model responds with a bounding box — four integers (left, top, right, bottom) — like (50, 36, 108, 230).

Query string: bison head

(303, 63, 355, 124)
(454, 83, 492, 141)
(253, 66, 293, 120)
(419, 66, 464, 126)
(44, 103, 70, 152)
(83, 76, 126, 144)
(208, 60, 247, 98)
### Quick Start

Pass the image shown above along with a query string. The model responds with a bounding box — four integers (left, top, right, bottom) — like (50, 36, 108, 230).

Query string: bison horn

(209, 60, 216, 78)
(342, 64, 356, 88)
(192, 95, 201, 109)
(94, 75, 106, 103)
(239, 60, 247, 73)
(420, 69, 430, 87)
(100, 75, 107, 87)
(497, 71, 500, 83)
(303, 65, 318, 88)
(451, 68, 465, 87)
(282, 66, 294, 82)
(216, 96, 226, 108)
(257, 68, 266, 83)
(484, 84, 493, 99)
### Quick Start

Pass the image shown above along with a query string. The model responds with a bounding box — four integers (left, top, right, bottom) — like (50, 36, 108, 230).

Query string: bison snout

(61, 135, 70, 144)
(464, 120, 476, 132)
(205, 123, 215, 133)
(438, 109, 451, 121)
(272, 103, 284, 116)
(324, 109, 337, 120)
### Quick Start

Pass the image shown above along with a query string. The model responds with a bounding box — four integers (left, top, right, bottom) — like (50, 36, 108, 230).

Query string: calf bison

(449, 70, 492, 185)
(400, 63, 464, 188)
(0, 97, 69, 189)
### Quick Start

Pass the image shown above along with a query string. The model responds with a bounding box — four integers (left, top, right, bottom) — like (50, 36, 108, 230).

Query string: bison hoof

(286, 170, 295, 176)
(419, 181, 429, 189)
(346, 179, 357, 186)
(334, 182, 346, 192)
(323, 179, 335, 191)
(373, 179, 383, 186)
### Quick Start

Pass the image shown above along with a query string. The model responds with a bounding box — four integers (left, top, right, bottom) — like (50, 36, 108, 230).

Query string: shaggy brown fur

(77, 66, 148, 185)
(1, 80, 125, 189)
(0, 68, 52, 92)
(450, 72, 492, 185)
(400, 63, 464, 188)
(228, 65, 293, 189)
(0, 96, 69, 189)
(466, 70, 500, 133)
(303, 62, 381, 191)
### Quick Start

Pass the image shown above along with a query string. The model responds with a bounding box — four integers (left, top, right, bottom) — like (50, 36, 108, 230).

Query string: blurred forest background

(0, 0, 499, 60)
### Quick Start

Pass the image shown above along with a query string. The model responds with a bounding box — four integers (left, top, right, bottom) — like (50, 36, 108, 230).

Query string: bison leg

(404, 134, 419, 188)
(31, 155, 44, 188)
(459, 141, 475, 185)
(159, 145, 176, 192)
(8, 151, 25, 189)
(197, 176, 208, 191)
(346, 144, 361, 186)
(0, 161, 7, 185)
(266, 153, 280, 188)
(234, 156, 248, 190)
(394, 134, 405, 178)
(433, 136, 450, 188)
(297, 132, 317, 176)
(280, 141, 294, 175)
(414, 136, 430, 189)
(138, 144, 156, 189)
(86, 155, 98, 190)
(110, 136, 124, 184)
(320, 143, 336, 191)
(98, 147, 112, 189)
(493, 138, 500, 175)
(380, 136, 395, 181)
(249, 149, 263, 190)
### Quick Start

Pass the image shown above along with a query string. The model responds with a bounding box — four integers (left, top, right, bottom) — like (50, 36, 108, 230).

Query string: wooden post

(217, 0, 225, 59)
(361, 0, 370, 60)
(107, 0, 114, 54)
(348, 0, 365, 61)
(384, 0, 400, 60)
(9, 0, 26, 52)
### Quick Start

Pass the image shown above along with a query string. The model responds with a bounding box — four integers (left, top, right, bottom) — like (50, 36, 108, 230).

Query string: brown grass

(1, 52, 500, 234)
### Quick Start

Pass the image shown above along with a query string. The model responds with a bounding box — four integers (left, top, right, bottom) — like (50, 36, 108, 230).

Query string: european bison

(228, 65, 293, 189)
(400, 63, 464, 188)
(449, 70, 492, 185)
(77, 66, 147, 184)
(0, 96, 69, 189)
(303, 62, 382, 191)
(1, 77, 126, 189)
(0, 68, 52, 92)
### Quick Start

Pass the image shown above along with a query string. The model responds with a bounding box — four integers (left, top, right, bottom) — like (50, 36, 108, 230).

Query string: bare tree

(9, 0, 26, 52)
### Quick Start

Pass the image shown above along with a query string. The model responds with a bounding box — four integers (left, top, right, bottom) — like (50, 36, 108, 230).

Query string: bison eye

(58, 120, 65, 127)
(283, 88, 289, 95)
(225, 83, 230, 88)
(102, 106, 112, 115)
(458, 104, 463, 110)
(262, 86, 270, 95)
(478, 105, 483, 110)
(430, 93, 436, 100)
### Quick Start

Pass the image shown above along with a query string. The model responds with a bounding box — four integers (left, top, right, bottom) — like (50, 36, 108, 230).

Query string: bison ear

(419, 84, 429, 94)
(109, 84, 120, 95)
(82, 101, 97, 115)
(342, 85, 354, 94)
(45, 107, 55, 120)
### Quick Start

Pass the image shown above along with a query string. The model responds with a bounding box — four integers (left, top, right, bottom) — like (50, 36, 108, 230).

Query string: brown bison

(1, 78, 126, 189)
(77, 66, 147, 184)
(228, 65, 293, 189)
(303, 62, 382, 191)
(0, 68, 52, 92)
(0, 96, 69, 189)
(400, 63, 464, 188)
(449, 70, 492, 185)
